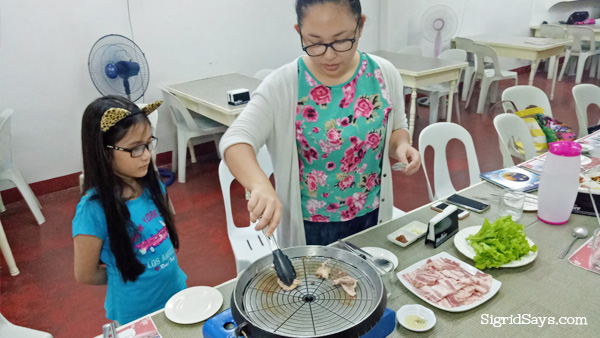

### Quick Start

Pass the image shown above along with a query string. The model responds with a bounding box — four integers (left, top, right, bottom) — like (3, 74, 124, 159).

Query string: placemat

(569, 237, 600, 274)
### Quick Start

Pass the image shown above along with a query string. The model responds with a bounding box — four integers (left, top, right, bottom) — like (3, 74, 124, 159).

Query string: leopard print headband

(100, 100, 162, 132)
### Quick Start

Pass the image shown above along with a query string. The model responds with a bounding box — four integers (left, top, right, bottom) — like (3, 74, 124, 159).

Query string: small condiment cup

(397, 304, 436, 332)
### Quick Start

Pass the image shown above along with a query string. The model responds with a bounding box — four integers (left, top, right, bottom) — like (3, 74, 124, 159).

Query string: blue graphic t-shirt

(72, 185, 187, 324)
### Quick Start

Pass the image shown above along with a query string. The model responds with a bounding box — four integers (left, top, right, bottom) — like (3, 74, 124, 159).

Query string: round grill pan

(231, 246, 386, 338)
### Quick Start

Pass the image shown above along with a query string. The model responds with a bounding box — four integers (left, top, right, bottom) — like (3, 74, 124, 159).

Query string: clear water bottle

(537, 141, 582, 224)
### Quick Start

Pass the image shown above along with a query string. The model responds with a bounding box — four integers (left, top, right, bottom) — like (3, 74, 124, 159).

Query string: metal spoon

(558, 227, 589, 259)
(262, 229, 296, 286)
(337, 240, 393, 273)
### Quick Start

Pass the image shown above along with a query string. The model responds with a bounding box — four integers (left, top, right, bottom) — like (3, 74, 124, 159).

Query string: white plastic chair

(253, 69, 274, 80)
(0, 313, 53, 338)
(559, 26, 600, 84)
(417, 48, 467, 124)
(466, 43, 518, 114)
(0, 219, 19, 276)
(454, 37, 477, 102)
(218, 146, 273, 273)
(501, 85, 553, 118)
(538, 24, 567, 80)
(397, 45, 423, 56)
(493, 113, 538, 168)
(418, 123, 481, 201)
(573, 84, 600, 138)
(0, 109, 45, 225)
(160, 87, 228, 183)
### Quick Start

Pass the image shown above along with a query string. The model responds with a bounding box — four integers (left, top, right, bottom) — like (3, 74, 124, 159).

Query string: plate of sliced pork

(397, 252, 501, 312)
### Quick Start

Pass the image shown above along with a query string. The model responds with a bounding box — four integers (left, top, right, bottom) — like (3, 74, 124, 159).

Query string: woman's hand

(390, 129, 421, 175)
(394, 142, 421, 175)
(248, 182, 282, 236)
(224, 144, 282, 236)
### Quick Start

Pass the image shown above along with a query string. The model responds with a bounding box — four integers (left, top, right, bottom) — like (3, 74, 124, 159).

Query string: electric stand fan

(418, 5, 459, 106)
(88, 34, 174, 186)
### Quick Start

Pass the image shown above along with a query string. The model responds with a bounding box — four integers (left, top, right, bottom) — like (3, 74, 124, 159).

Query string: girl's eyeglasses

(300, 22, 360, 57)
(106, 136, 158, 158)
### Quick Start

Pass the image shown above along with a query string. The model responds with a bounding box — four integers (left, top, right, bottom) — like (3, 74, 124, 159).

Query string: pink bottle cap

(548, 141, 581, 157)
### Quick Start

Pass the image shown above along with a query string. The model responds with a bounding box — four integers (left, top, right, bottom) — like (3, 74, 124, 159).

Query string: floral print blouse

(296, 52, 393, 222)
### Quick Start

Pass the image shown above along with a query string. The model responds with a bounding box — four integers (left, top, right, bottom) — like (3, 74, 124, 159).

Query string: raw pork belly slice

(277, 279, 301, 292)
(316, 260, 331, 279)
(402, 258, 492, 308)
(333, 275, 358, 297)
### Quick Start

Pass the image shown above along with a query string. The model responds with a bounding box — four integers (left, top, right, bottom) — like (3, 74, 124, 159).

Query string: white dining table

(165, 73, 262, 126)
(458, 35, 571, 100)
(93, 175, 600, 337)
(373, 51, 468, 143)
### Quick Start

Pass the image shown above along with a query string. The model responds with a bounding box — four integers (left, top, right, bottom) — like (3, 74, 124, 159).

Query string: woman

(220, 0, 421, 247)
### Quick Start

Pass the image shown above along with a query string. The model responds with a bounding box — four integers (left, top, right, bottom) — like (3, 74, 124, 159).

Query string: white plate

(362, 247, 399, 270)
(453, 225, 538, 268)
(397, 252, 502, 312)
(165, 286, 223, 324)
(387, 220, 428, 247)
(397, 304, 436, 332)
(579, 143, 594, 153)
(581, 155, 592, 165)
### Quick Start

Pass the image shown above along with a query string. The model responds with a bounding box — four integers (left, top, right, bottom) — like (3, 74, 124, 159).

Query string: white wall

(2, 0, 599, 190)
(380, 0, 537, 69)
(532, 0, 600, 24)
(380, 0, 600, 70)
(0, 0, 380, 190)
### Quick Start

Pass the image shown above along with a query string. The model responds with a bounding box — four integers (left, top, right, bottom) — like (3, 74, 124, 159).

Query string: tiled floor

(1, 68, 600, 337)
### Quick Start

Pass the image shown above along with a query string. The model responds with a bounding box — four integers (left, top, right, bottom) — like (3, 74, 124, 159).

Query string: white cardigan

(219, 54, 408, 248)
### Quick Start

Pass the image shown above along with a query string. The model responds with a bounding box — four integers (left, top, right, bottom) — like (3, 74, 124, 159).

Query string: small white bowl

(397, 304, 436, 332)
(578, 142, 594, 153)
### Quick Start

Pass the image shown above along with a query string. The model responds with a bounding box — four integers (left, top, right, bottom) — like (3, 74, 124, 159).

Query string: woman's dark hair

(81, 95, 178, 282)
(295, 0, 362, 28)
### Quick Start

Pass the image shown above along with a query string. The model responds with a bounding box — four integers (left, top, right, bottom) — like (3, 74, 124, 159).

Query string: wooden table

(531, 23, 600, 41)
(165, 73, 262, 126)
(111, 181, 598, 337)
(373, 51, 467, 144)
(458, 35, 571, 100)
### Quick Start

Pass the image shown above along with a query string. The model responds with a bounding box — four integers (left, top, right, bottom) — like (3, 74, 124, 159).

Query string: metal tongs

(102, 322, 117, 338)
(262, 229, 296, 286)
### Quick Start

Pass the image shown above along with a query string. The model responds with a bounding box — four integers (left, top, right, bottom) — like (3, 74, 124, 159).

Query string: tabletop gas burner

(203, 307, 396, 338)
(203, 246, 396, 338)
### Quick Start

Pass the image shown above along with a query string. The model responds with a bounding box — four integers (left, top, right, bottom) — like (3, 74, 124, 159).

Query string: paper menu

(517, 153, 547, 174)
(117, 316, 162, 338)
(569, 237, 600, 275)
(517, 152, 600, 174)
(576, 130, 600, 147)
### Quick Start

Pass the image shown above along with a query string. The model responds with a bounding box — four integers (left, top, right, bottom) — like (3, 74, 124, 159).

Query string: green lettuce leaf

(466, 216, 538, 269)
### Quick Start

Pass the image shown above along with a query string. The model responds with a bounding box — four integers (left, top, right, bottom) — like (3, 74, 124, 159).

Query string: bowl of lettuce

(459, 216, 538, 269)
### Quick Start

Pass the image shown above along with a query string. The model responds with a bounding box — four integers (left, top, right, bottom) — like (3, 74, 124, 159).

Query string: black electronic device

(425, 205, 459, 248)
(430, 202, 470, 220)
(446, 194, 490, 213)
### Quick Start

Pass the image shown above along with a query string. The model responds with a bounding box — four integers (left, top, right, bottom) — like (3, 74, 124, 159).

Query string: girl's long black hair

(81, 95, 178, 282)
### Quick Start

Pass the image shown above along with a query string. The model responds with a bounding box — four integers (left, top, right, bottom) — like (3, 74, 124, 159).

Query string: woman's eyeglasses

(106, 136, 158, 158)
(300, 22, 360, 57)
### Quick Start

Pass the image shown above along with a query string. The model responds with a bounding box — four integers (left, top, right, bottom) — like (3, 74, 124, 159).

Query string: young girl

(221, 0, 421, 247)
(73, 95, 187, 324)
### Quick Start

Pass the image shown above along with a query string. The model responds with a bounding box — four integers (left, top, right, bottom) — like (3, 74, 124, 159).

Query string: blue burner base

(202, 307, 396, 338)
